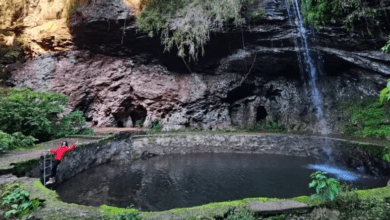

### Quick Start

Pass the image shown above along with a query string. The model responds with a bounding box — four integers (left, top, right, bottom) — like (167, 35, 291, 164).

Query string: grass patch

(32, 180, 59, 200)
(356, 186, 390, 199)
(99, 205, 139, 216)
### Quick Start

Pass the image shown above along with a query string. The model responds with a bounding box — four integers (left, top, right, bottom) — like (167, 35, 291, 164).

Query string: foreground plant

(325, 186, 390, 220)
(309, 171, 340, 202)
(1, 184, 41, 218)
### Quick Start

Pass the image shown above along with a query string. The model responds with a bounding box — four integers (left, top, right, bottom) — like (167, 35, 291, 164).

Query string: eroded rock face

(7, 0, 390, 133)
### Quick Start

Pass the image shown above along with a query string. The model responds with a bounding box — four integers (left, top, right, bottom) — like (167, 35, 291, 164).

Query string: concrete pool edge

(3, 178, 390, 220)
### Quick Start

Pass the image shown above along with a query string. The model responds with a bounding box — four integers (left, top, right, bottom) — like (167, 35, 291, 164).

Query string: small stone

(248, 201, 309, 213)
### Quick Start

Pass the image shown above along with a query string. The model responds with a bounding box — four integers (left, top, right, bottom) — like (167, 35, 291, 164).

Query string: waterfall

(283, 0, 366, 182)
(285, 0, 328, 135)
(285, 0, 333, 160)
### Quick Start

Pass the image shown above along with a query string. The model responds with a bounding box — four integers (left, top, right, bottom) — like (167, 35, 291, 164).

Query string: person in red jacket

(46, 140, 79, 184)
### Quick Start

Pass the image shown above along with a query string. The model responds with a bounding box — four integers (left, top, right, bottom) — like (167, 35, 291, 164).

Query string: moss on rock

(11, 158, 41, 177)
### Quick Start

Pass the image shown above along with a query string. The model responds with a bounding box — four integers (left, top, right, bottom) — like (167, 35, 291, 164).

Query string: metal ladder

(42, 151, 53, 186)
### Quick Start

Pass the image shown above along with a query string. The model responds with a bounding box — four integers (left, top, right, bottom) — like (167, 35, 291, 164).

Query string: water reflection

(56, 153, 388, 211)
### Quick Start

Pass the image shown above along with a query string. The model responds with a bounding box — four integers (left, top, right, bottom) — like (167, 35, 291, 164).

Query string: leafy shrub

(325, 189, 390, 220)
(136, 0, 255, 61)
(339, 97, 390, 138)
(113, 211, 142, 220)
(135, 119, 145, 128)
(301, 0, 360, 29)
(246, 121, 285, 132)
(300, 0, 389, 36)
(53, 110, 89, 138)
(309, 171, 340, 202)
(1, 184, 41, 218)
(0, 87, 89, 142)
(0, 131, 35, 153)
(151, 119, 162, 132)
(80, 128, 95, 136)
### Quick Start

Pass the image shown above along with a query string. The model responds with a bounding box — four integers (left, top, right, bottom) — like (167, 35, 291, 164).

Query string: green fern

(381, 36, 390, 53)
(380, 79, 390, 104)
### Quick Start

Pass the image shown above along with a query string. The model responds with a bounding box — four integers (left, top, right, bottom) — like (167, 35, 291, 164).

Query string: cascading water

(284, 0, 364, 181)
(285, 0, 328, 135)
(285, 0, 334, 160)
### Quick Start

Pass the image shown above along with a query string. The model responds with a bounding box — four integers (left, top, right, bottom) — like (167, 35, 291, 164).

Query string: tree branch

(182, 57, 193, 74)
(238, 53, 257, 86)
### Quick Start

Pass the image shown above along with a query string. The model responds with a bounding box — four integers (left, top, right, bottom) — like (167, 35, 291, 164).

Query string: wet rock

(141, 151, 158, 160)
(308, 207, 340, 220)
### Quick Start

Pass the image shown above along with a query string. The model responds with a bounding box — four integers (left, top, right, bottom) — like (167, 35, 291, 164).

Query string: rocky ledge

(6, 0, 390, 133)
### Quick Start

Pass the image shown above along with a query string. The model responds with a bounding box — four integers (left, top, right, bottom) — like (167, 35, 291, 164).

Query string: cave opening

(117, 121, 124, 128)
(256, 106, 267, 121)
(224, 83, 257, 104)
(130, 106, 147, 125)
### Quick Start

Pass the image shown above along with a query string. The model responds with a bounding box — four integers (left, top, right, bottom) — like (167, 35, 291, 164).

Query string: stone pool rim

(53, 131, 390, 185)
(5, 178, 390, 219)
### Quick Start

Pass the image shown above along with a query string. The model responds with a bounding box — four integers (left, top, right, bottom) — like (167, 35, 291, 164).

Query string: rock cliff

(6, 0, 390, 133)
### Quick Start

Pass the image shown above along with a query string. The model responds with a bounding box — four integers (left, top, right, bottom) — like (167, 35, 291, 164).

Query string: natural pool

(55, 153, 389, 211)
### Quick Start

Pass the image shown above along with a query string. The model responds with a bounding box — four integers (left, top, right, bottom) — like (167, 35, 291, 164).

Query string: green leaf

(329, 191, 335, 201)
(380, 87, 389, 103)
(5, 210, 17, 216)
(317, 181, 326, 189)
